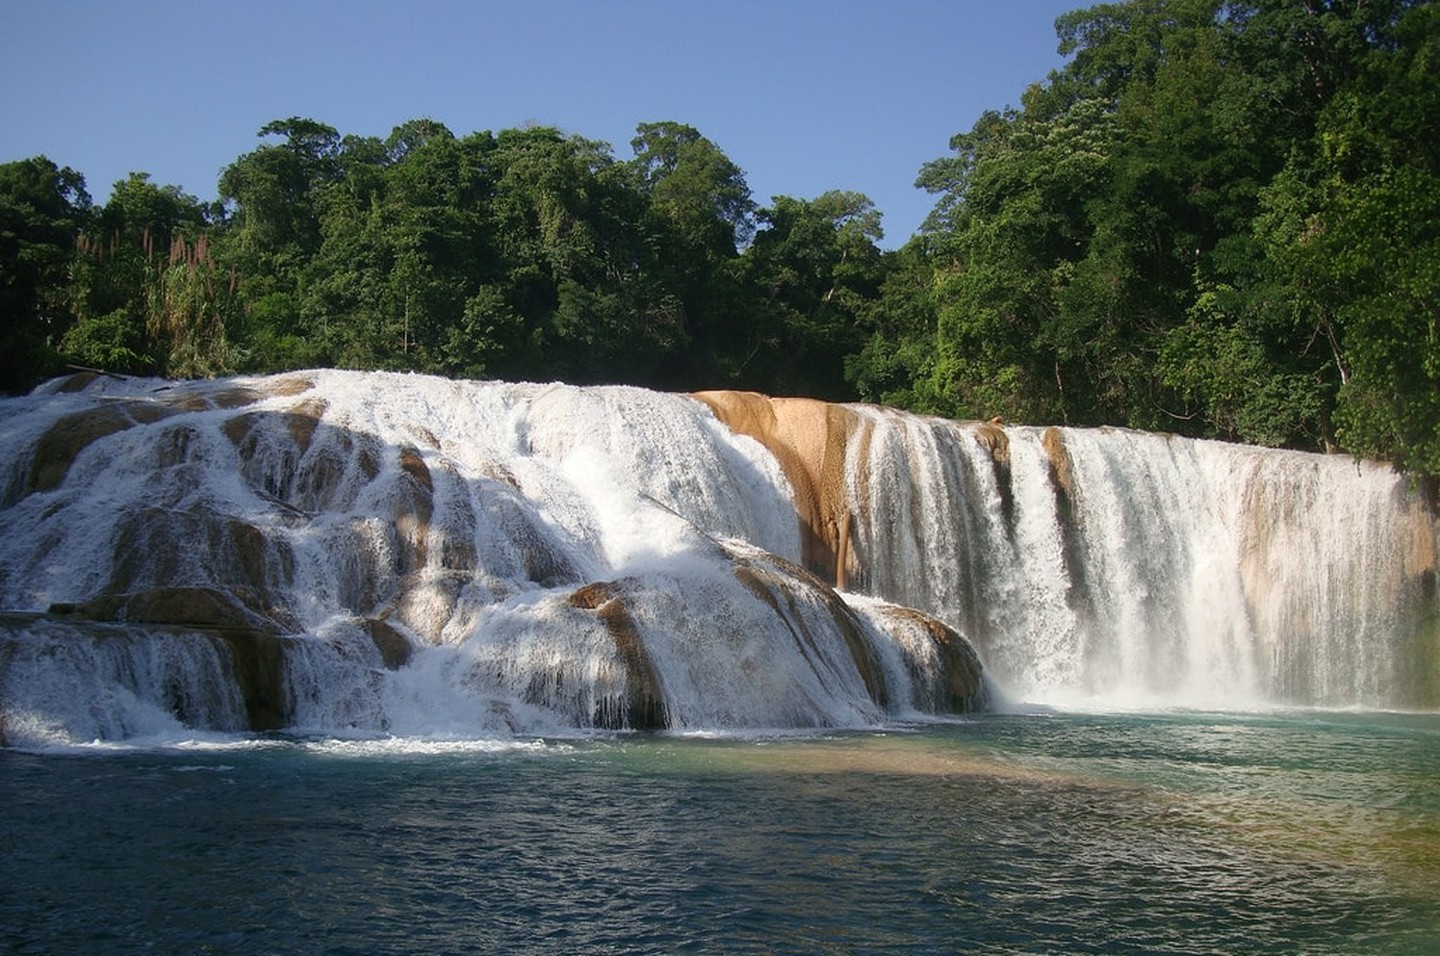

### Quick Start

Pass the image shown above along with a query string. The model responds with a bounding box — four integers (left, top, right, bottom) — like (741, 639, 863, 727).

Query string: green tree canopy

(0, 156, 90, 391)
(909, 0, 1432, 469)
(6, 11, 1439, 477)
(741, 190, 885, 398)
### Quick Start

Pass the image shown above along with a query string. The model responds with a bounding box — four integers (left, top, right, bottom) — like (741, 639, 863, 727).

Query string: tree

(299, 122, 493, 371)
(0, 157, 90, 391)
(911, 0, 1432, 464)
(630, 120, 755, 248)
(220, 117, 340, 261)
(217, 118, 343, 364)
(626, 121, 756, 385)
(847, 239, 947, 412)
(917, 93, 1124, 423)
(1253, 1, 1440, 471)
(65, 172, 214, 376)
(740, 190, 885, 398)
(146, 232, 234, 378)
(485, 126, 635, 380)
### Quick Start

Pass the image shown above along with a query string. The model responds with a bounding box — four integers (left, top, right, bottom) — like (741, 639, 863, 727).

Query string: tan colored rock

(27, 602, 292, 732)
(57, 584, 286, 633)
(105, 507, 293, 606)
(974, 421, 1010, 464)
(569, 580, 666, 729)
(53, 370, 106, 392)
(361, 617, 415, 670)
(258, 373, 316, 399)
(1041, 426, 1074, 501)
(392, 446, 435, 578)
(694, 390, 860, 588)
(868, 603, 986, 713)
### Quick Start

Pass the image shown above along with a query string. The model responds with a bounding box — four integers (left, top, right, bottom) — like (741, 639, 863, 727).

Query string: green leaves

(202, 117, 775, 390)
(903, 0, 1438, 473)
(7, 3, 1436, 479)
(739, 190, 886, 399)
(629, 121, 755, 253)
(1246, 1, 1440, 471)
(0, 157, 92, 390)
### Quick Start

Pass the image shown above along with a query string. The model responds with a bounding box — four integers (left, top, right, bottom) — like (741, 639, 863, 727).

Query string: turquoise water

(4, 710, 1439, 954)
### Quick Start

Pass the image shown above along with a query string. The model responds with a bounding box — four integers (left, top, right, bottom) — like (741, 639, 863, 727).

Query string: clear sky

(1, 0, 1079, 248)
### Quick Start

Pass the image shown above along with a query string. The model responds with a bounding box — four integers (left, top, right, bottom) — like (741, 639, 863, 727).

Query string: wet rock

(729, 547, 891, 712)
(974, 421, 1010, 463)
(54, 585, 288, 634)
(361, 617, 414, 670)
(868, 604, 987, 713)
(25, 401, 179, 495)
(19, 605, 292, 733)
(569, 580, 667, 730)
(694, 391, 859, 588)
(1042, 426, 1075, 502)
(105, 507, 296, 622)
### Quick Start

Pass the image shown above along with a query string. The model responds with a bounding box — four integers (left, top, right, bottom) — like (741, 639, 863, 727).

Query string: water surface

(4, 709, 1438, 954)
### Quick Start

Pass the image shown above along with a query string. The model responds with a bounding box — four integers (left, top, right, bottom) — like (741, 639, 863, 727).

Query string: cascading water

(1, 369, 1435, 746)
(0, 371, 984, 747)
(0, 615, 251, 743)
(839, 407, 1439, 710)
(5, 372, 1437, 956)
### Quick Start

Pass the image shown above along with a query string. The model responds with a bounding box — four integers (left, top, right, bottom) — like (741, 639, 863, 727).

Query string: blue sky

(1, 0, 1079, 248)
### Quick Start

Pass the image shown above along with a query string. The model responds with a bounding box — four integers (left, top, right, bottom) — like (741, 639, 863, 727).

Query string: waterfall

(0, 614, 250, 745)
(837, 410, 1439, 710)
(0, 370, 1434, 746)
(0, 371, 983, 747)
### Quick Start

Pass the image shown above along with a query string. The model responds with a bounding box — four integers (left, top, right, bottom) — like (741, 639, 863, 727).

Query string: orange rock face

(693, 391, 860, 588)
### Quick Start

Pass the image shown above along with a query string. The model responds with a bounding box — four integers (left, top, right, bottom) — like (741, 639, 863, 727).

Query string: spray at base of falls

(0, 370, 1435, 746)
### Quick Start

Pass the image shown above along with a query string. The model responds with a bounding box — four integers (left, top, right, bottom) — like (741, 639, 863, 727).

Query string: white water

(0, 371, 1435, 746)
(0, 616, 250, 744)
(842, 407, 1439, 710)
(0, 372, 968, 746)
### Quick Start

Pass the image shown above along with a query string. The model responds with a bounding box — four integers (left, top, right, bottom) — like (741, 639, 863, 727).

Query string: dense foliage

(887, 0, 1440, 473)
(2, 0, 1436, 471)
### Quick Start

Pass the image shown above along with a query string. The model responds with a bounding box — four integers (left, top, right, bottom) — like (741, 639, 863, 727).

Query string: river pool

(3, 708, 1438, 954)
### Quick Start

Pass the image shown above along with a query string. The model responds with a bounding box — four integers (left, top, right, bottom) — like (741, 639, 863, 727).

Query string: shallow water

(4, 710, 1439, 954)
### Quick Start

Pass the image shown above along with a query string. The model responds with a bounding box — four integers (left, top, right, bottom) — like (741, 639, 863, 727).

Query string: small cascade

(0, 615, 249, 747)
(836, 411, 1439, 710)
(0, 371, 982, 746)
(842, 408, 1083, 693)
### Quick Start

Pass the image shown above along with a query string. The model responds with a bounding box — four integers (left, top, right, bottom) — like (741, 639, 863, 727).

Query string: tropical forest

(3, 0, 1438, 472)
